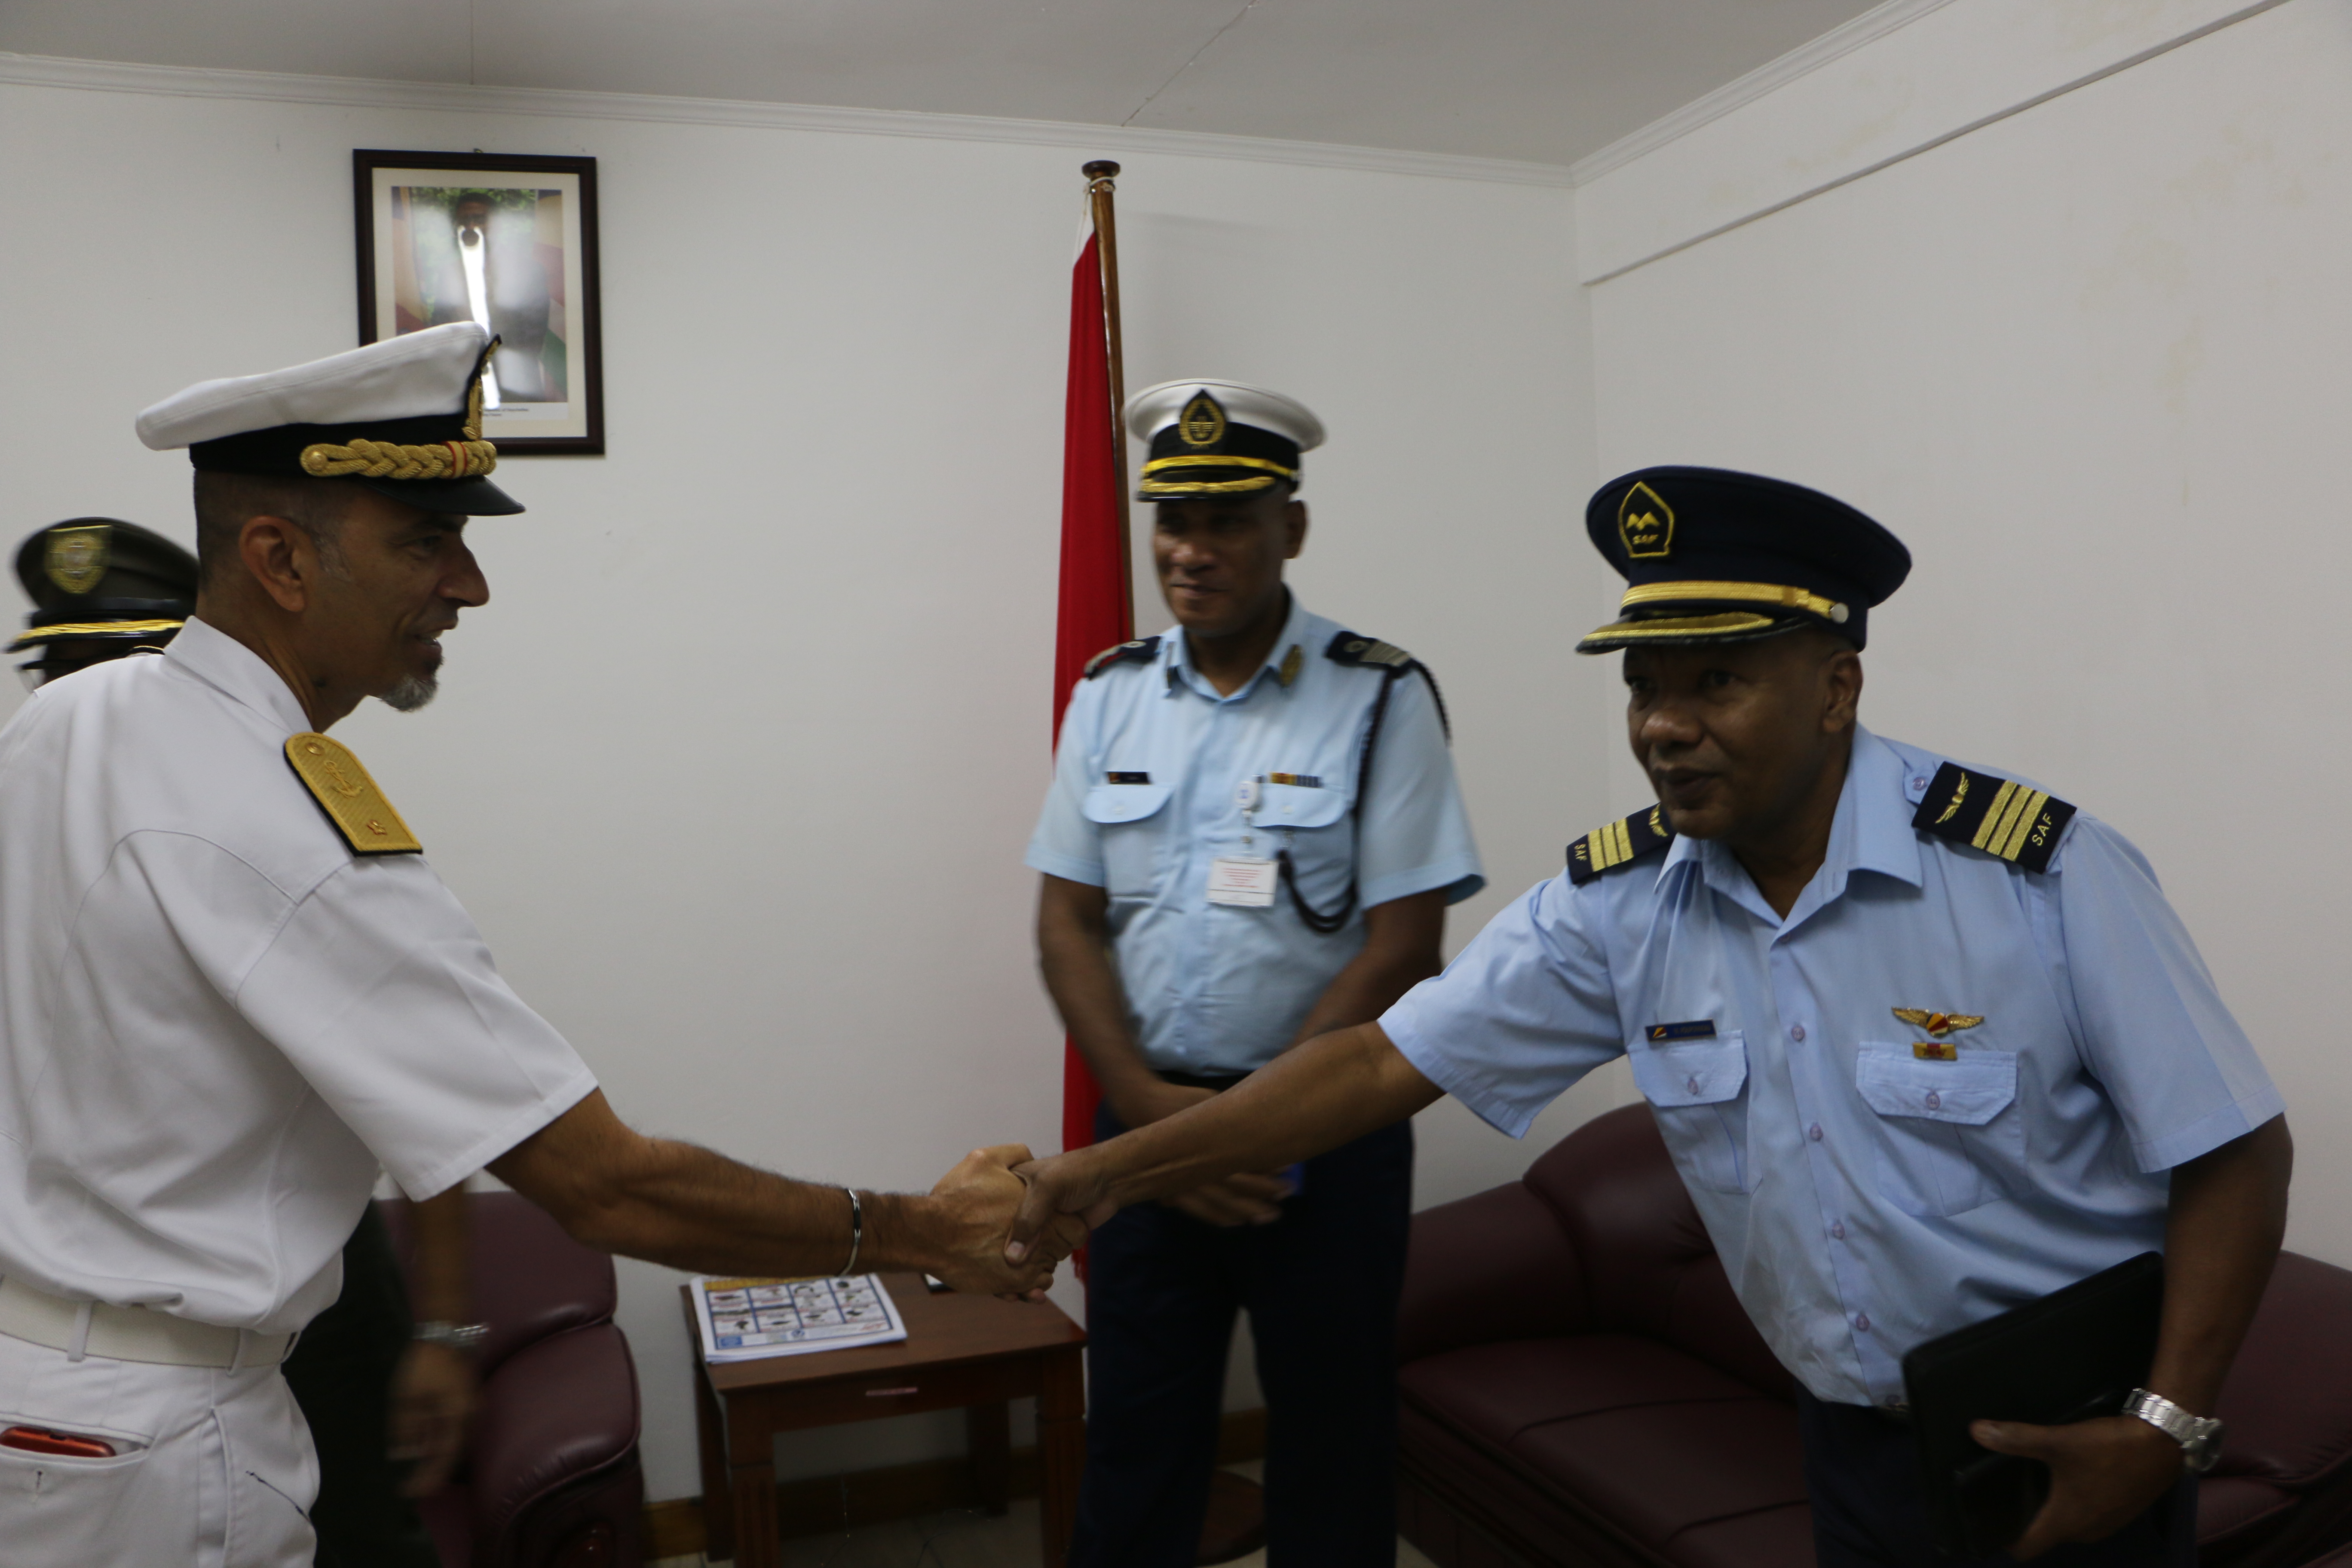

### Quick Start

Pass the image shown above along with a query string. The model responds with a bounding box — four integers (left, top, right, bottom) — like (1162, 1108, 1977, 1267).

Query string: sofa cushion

(1401, 1329, 1810, 1568)
(1507, 1392, 1808, 1559)
(1402, 1335, 1762, 1452)
(2214, 1253, 2352, 1490)
(1521, 1106, 1791, 1398)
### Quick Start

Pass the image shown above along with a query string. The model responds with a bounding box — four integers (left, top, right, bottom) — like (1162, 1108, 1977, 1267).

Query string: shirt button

(1790, 1023, 1807, 1042)
(1686, 1076, 1700, 1094)
(1808, 1123, 1824, 1142)
(1831, 1222, 1846, 1240)
(1924, 1090, 1942, 1111)
(1912, 777, 1929, 790)
(1856, 1313, 1872, 1332)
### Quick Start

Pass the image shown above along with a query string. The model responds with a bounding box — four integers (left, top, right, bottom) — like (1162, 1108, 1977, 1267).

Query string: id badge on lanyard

(1207, 776, 1279, 907)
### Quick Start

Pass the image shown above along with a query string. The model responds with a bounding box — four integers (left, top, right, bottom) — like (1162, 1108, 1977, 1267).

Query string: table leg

(729, 1454, 782, 1568)
(1036, 1347, 1086, 1568)
(692, 1370, 736, 1562)
(967, 1400, 1012, 1516)
(725, 1390, 781, 1568)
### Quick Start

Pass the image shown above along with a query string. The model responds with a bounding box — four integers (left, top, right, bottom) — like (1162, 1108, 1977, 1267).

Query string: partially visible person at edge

(1029, 380, 1482, 1567)
(0, 323, 1083, 1568)
(1011, 467, 2291, 1568)
(12, 514, 472, 1565)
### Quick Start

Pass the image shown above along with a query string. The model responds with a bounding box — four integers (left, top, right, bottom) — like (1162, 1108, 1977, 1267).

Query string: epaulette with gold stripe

(1083, 637, 1160, 679)
(1567, 804, 1675, 886)
(1910, 762, 2076, 873)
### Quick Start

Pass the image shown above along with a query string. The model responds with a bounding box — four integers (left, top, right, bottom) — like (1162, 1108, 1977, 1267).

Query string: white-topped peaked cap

(135, 322, 521, 516)
(1125, 379, 1324, 500)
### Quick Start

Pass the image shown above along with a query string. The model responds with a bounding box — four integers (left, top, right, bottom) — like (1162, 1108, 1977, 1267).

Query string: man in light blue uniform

(1011, 467, 2292, 1568)
(1028, 380, 1481, 1566)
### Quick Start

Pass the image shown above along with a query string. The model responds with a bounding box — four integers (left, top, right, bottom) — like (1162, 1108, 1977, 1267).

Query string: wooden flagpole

(1084, 160, 1133, 593)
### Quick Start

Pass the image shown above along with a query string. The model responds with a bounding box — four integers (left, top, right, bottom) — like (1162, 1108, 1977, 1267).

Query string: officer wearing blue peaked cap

(1010, 463, 2292, 1568)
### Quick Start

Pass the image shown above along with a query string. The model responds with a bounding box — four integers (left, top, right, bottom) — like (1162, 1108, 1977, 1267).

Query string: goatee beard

(380, 675, 438, 713)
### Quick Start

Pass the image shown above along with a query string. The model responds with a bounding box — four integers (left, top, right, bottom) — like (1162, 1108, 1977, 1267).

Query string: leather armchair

(382, 1193, 646, 1568)
(1395, 1105, 2352, 1568)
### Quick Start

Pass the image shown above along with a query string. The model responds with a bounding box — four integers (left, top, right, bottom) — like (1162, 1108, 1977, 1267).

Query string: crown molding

(1568, 0, 1960, 186)
(0, 52, 1578, 190)
(1572, 0, 2294, 284)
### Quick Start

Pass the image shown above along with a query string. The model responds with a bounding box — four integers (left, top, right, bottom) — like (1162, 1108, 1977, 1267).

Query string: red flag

(1054, 220, 1131, 1158)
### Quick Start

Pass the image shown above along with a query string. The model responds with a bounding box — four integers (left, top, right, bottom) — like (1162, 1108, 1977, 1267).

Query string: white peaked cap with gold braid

(133, 323, 522, 516)
(1124, 380, 1325, 452)
(137, 323, 493, 450)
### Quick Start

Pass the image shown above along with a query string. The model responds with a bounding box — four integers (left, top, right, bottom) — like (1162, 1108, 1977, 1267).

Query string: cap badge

(1618, 481, 1674, 559)
(1893, 1008, 1983, 1061)
(44, 525, 112, 595)
(1178, 392, 1228, 449)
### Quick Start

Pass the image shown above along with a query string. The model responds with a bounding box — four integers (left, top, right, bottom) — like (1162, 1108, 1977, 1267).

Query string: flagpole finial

(1083, 160, 1120, 181)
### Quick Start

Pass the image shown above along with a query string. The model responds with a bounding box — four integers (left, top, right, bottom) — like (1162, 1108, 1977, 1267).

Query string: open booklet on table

(690, 1273, 909, 1363)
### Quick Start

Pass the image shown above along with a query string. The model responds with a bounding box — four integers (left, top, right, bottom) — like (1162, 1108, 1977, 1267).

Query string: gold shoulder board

(1909, 761, 2075, 873)
(1567, 804, 1675, 886)
(285, 733, 422, 855)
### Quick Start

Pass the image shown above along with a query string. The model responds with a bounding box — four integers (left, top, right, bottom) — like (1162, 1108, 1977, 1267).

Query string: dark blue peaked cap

(1577, 466, 1911, 653)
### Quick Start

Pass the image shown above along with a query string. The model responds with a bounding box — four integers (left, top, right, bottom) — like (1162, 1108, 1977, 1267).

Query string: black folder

(1900, 1252, 2165, 1557)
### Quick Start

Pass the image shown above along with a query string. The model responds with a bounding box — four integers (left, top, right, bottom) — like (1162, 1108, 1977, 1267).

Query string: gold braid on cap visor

(1138, 453, 1297, 496)
(298, 437, 498, 481)
(1617, 580, 1848, 624)
(296, 364, 498, 481)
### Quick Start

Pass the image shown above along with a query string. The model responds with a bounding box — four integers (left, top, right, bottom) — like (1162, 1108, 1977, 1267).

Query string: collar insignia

(1276, 644, 1304, 687)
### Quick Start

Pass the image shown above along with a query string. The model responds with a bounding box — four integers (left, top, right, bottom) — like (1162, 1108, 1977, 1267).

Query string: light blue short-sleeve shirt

(1381, 726, 2282, 1408)
(1028, 596, 1483, 1075)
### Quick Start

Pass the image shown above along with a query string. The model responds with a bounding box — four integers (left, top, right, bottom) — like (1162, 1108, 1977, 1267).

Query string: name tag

(1206, 856, 1279, 907)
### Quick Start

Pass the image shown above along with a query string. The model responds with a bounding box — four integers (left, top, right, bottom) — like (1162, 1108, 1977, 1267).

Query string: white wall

(1581, 0, 2352, 1254)
(0, 68, 1613, 1499)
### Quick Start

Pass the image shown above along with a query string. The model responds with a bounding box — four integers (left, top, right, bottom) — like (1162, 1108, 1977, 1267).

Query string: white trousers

(0, 1330, 318, 1566)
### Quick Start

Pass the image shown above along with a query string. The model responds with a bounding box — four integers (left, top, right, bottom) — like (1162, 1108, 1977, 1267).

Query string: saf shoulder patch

(286, 733, 422, 855)
(1568, 804, 1675, 885)
(1082, 637, 1160, 679)
(1910, 761, 2076, 872)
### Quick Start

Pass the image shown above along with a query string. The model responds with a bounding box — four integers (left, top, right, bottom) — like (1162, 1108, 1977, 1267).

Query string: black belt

(1157, 1071, 1250, 1093)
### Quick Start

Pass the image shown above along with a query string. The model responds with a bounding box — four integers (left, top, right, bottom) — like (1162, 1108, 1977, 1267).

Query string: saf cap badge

(1575, 467, 1911, 653)
(1125, 380, 1324, 501)
(11, 519, 197, 665)
(135, 322, 523, 517)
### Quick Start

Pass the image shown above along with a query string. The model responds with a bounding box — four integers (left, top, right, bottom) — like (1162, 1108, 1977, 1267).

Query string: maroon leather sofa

(1396, 1105, 2352, 1568)
(383, 1193, 646, 1568)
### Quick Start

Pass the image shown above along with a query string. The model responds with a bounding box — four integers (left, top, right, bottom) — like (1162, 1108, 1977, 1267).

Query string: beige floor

(651, 1461, 1440, 1568)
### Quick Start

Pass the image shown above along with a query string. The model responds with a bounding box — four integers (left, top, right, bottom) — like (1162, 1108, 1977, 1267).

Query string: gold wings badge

(1893, 1008, 1982, 1061)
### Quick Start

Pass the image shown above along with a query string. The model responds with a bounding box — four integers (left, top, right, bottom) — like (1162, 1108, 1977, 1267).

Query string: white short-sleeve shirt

(0, 619, 597, 1333)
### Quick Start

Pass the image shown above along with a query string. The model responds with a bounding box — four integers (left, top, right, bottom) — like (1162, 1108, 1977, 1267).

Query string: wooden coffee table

(683, 1276, 1086, 1566)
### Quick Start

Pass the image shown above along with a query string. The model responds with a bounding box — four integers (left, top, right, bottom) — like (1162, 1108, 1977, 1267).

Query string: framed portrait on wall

(352, 150, 604, 455)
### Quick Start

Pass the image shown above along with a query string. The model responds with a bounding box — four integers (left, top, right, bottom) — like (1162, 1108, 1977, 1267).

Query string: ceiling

(2, 0, 1882, 167)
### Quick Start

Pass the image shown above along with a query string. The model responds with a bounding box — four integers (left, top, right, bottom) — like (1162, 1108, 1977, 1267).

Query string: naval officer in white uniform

(0, 323, 1078, 1565)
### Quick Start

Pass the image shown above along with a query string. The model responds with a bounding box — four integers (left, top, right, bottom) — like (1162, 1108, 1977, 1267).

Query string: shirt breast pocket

(1629, 1033, 1751, 1194)
(1253, 779, 1357, 903)
(1081, 783, 1173, 897)
(1854, 1045, 2022, 1217)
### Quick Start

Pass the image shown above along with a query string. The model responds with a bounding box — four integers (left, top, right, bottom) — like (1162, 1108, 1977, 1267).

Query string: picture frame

(352, 150, 604, 456)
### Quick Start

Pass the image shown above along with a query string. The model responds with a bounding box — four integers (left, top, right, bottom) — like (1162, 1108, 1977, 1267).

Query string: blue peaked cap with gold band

(1576, 467, 1910, 653)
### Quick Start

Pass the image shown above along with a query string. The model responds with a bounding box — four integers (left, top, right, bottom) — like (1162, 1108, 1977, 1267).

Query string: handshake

(916, 1144, 1108, 1298)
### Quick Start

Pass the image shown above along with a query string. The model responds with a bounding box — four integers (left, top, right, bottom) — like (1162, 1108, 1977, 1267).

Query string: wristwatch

(412, 1320, 490, 1354)
(2123, 1388, 2225, 1473)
